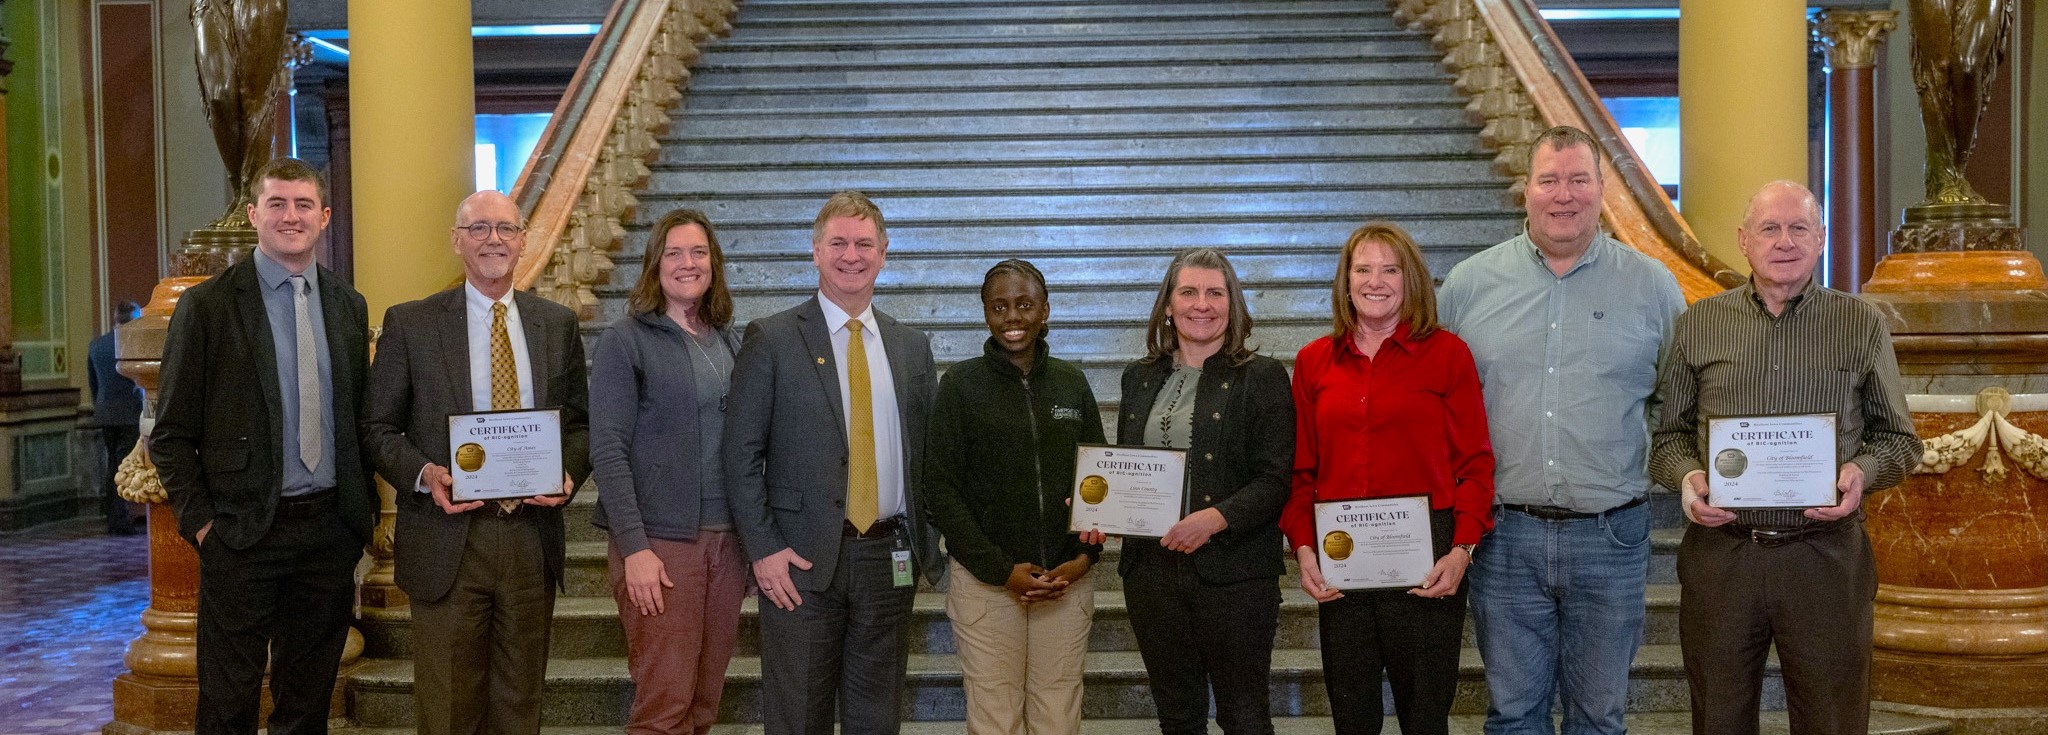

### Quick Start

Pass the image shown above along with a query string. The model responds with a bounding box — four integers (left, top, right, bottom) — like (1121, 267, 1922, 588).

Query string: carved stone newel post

(1858, 1, 2048, 732)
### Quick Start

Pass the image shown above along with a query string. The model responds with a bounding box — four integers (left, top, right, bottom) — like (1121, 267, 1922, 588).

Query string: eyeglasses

(457, 223, 526, 240)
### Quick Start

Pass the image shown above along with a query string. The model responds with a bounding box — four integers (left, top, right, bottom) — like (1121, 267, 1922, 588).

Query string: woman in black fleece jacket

(923, 259, 1105, 735)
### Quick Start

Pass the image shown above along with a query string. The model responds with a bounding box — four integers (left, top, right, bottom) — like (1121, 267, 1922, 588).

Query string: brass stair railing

(1395, 0, 1744, 301)
(507, 0, 737, 317)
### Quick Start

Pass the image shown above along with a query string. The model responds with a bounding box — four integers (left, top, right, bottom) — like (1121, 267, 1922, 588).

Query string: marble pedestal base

(1874, 700, 2048, 735)
(104, 666, 354, 735)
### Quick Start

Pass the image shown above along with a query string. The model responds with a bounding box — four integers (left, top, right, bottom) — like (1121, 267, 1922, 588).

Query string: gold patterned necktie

(844, 319, 878, 533)
(490, 302, 520, 513)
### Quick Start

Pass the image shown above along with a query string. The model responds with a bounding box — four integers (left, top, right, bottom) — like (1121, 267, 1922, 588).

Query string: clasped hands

(1004, 556, 1092, 604)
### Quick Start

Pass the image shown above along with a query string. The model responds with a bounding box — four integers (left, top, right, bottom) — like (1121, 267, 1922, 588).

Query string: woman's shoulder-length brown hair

(627, 208, 734, 329)
(1143, 247, 1258, 366)
(1329, 221, 1440, 342)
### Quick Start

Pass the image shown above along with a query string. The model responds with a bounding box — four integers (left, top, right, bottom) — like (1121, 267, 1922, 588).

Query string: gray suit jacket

(724, 296, 942, 589)
(361, 286, 592, 603)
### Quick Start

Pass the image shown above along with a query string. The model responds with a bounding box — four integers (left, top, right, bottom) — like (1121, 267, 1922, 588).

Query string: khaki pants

(945, 560, 1095, 735)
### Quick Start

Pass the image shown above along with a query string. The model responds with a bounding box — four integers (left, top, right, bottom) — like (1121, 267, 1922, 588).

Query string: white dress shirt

(817, 292, 905, 520)
(416, 283, 537, 493)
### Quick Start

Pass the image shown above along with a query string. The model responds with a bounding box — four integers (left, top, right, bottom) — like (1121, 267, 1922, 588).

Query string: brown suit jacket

(361, 286, 591, 603)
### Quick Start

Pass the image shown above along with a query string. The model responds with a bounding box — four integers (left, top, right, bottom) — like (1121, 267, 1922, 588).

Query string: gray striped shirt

(1647, 278, 1922, 529)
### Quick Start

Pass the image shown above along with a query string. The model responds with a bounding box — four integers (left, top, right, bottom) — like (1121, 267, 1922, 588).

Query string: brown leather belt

(1721, 520, 1844, 548)
(276, 489, 337, 519)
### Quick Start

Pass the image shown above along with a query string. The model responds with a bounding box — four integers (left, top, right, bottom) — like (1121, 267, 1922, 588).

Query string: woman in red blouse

(1280, 221, 1496, 735)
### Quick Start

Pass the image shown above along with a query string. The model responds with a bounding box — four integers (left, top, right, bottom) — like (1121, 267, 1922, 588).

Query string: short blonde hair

(811, 191, 888, 245)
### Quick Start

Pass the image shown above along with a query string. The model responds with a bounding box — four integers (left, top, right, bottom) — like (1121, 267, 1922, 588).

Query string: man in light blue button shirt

(1438, 126, 1685, 735)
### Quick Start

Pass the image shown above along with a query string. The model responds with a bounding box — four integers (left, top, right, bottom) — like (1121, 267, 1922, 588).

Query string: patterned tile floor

(0, 522, 149, 735)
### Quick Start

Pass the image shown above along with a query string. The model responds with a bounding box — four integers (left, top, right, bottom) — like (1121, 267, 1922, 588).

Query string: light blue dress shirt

(1437, 230, 1686, 512)
(251, 249, 336, 496)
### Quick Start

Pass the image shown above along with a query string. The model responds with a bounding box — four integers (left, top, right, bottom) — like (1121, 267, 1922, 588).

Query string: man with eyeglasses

(1437, 126, 1686, 735)
(363, 189, 591, 735)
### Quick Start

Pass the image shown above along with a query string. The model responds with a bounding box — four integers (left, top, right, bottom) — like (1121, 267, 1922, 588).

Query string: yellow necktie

(845, 319, 878, 533)
(490, 303, 520, 512)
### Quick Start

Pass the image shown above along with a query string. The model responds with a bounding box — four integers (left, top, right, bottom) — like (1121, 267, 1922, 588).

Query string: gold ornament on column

(1814, 10, 1898, 70)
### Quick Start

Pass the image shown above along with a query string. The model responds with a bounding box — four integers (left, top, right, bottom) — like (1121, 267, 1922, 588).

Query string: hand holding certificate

(1313, 495, 1434, 590)
(449, 408, 565, 502)
(1706, 413, 1838, 509)
(1068, 445, 1187, 539)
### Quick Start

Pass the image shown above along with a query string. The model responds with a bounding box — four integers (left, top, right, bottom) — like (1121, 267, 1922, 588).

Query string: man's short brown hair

(1526, 125, 1604, 180)
(811, 190, 887, 245)
(247, 157, 330, 208)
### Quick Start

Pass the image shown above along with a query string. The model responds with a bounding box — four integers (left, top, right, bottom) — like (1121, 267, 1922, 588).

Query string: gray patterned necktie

(291, 275, 321, 473)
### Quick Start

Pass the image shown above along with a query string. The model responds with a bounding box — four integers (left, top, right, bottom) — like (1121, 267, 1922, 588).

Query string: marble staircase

(338, 0, 1954, 732)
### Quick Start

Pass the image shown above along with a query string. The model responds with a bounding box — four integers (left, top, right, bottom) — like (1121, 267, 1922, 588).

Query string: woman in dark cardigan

(587, 209, 745, 735)
(1083, 247, 1295, 735)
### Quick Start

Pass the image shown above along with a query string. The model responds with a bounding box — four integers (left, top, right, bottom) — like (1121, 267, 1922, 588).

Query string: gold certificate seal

(455, 443, 487, 472)
(1078, 475, 1110, 505)
(1323, 530, 1354, 561)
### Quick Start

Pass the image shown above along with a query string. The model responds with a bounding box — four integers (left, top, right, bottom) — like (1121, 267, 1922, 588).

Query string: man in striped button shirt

(1648, 180, 1922, 735)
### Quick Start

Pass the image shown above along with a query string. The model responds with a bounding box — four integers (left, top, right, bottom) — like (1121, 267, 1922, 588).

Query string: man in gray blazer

(725, 191, 942, 735)
(362, 190, 591, 735)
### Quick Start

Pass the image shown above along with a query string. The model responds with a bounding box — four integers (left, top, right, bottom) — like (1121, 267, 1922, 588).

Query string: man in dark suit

(150, 158, 376, 735)
(725, 191, 941, 735)
(362, 189, 590, 735)
(89, 299, 145, 535)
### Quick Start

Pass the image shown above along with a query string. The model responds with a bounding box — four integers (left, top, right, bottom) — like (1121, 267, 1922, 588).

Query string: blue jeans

(1469, 502, 1651, 735)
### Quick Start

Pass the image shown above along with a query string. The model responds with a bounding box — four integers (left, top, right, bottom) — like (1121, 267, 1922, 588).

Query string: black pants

(194, 495, 361, 735)
(1123, 544, 1281, 735)
(1318, 509, 1464, 735)
(1678, 519, 1876, 735)
(757, 530, 918, 735)
(98, 425, 139, 532)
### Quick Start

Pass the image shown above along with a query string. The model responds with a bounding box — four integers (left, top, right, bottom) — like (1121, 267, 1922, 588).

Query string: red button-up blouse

(1280, 324, 1497, 550)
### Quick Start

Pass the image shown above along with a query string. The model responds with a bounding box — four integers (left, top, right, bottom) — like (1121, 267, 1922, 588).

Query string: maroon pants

(608, 531, 748, 735)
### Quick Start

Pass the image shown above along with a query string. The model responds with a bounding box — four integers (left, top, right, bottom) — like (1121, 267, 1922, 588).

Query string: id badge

(890, 549, 913, 588)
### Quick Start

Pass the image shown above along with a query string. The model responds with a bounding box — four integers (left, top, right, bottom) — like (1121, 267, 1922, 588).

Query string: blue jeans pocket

(1601, 506, 1651, 548)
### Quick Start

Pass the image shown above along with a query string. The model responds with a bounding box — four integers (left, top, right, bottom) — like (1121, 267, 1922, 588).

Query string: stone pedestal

(1862, 217, 2048, 734)
(0, 389, 88, 530)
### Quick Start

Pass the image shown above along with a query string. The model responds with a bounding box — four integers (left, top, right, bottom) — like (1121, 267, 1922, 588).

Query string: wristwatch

(1453, 543, 1478, 557)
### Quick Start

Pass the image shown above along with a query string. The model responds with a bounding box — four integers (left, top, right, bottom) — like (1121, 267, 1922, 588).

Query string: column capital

(1814, 9, 1899, 70)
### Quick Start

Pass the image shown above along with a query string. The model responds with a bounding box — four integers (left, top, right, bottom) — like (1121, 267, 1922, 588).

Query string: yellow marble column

(348, 0, 472, 316)
(1678, 0, 1808, 269)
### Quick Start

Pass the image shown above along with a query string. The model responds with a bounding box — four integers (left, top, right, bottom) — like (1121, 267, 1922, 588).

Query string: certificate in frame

(1068, 444, 1188, 539)
(1705, 413, 1839, 510)
(448, 408, 564, 502)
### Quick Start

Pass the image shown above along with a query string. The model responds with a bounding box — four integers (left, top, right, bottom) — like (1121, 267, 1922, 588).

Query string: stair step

(692, 40, 1440, 70)
(735, 1, 1381, 21)
(338, 710, 1953, 735)
(678, 80, 1460, 111)
(361, 581, 1688, 661)
(648, 154, 1503, 192)
(702, 28, 1424, 54)
(668, 105, 1475, 139)
(720, 14, 1401, 41)
(640, 185, 1508, 227)
(343, 644, 1749, 726)
(687, 58, 1449, 89)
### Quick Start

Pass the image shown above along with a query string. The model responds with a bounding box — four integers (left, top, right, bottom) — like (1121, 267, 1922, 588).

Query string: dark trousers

(98, 425, 139, 532)
(1123, 545, 1281, 735)
(757, 532, 917, 735)
(1677, 519, 1876, 735)
(194, 496, 361, 735)
(411, 511, 557, 735)
(1319, 509, 1463, 735)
